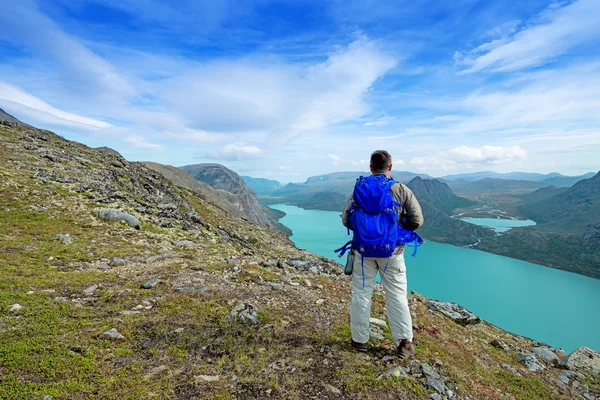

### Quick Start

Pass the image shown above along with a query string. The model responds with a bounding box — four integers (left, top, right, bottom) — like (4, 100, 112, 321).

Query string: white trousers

(350, 250, 413, 345)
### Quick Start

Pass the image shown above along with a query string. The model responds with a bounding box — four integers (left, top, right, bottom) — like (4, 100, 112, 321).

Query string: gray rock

(9, 304, 23, 312)
(92, 208, 140, 229)
(532, 347, 560, 361)
(561, 347, 600, 374)
(370, 317, 387, 327)
(369, 325, 385, 341)
(573, 380, 589, 394)
(376, 366, 410, 380)
(42, 396, 53, 400)
(421, 363, 442, 380)
(119, 311, 141, 316)
(228, 303, 259, 324)
(429, 394, 442, 400)
(425, 299, 480, 326)
(141, 279, 159, 289)
(109, 258, 126, 267)
(324, 384, 342, 394)
(426, 378, 447, 394)
(175, 287, 211, 293)
(175, 240, 195, 248)
(102, 328, 125, 340)
(54, 234, 73, 244)
(516, 353, 545, 372)
(54, 297, 68, 302)
(83, 284, 98, 296)
(501, 363, 522, 376)
(446, 389, 454, 398)
(266, 282, 283, 291)
(491, 339, 512, 351)
(195, 375, 219, 383)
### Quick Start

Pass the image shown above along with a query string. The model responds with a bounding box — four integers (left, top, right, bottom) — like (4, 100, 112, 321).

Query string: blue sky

(0, 0, 599, 181)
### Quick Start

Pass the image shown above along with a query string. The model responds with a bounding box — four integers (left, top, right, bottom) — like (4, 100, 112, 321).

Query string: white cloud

(277, 166, 292, 170)
(126, 135, 164, 150)
(446, 145, 527, 164)
(218, 142, 264, 160)
(328, 153, 342, 166)
(0, 82, 111, 129)
(457, 0, 600, 73)
(363, 115, 395, 127)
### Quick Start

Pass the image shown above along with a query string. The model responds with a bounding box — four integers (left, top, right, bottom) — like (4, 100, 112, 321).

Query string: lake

(270, 204, 600, 353)
(459, 217, 536, 233)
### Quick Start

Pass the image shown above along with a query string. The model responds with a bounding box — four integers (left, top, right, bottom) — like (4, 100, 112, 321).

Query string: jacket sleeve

(341, 195, 354, 228)
(395, 184, 424, 230)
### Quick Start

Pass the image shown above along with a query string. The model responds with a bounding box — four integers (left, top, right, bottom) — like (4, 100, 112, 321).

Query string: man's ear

(369, 164, 374, 173)
(389, 163, 393, 172)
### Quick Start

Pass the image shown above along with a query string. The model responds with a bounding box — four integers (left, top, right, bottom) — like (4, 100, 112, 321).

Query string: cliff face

(1, 120, 599, 400)
(179, 163, 291, 235)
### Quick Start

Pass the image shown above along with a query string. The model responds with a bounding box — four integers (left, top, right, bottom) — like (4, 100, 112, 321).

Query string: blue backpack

(335, 175, 423, 286)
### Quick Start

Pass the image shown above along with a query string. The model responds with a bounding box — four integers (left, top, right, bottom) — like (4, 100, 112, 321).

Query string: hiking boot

(352, 340, 368, 353)
(397, 339, 415, 359)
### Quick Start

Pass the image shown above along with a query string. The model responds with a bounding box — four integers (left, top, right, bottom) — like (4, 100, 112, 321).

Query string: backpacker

(335, 175, 423, 286)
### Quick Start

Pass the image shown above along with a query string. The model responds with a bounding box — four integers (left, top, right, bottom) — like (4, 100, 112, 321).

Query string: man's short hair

(370, 150, 392, 171)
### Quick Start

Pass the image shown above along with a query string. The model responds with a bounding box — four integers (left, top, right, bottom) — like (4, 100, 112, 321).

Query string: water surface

(271, 204, 600, 353)
(460, 217, 536, 233)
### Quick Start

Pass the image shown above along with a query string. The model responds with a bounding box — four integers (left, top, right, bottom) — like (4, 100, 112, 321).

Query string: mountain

(446, 178, 549, 195)
(443, 171, 564, 182)
(241, 176, 282, 195)
(542, 172, 596, 187)
(2, 118, 599, 400)
(179, 163, 291, 235)
(405, 177, 475, 215)
(519, 186, 569, 203)
(405, 178, 494, 246)
(294, 190, 348, 212)
(0, 107, 23, 123)
(519, 171, 600, 231)
(274, 171, 433, 202)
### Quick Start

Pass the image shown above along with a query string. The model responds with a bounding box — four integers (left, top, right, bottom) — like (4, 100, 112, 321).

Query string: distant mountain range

(241, 176, 282, 195)
(441, 170, 594, 185)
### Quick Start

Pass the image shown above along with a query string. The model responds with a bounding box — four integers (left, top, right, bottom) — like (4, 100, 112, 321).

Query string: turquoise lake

(459, 217, 536, 233)
(270, 204, 600, 353)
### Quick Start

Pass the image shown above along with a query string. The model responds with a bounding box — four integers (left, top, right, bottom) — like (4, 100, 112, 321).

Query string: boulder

(376, 366, 410, 380)
(227, 303, 259, 324)
(561, 347, 600, 374)
(141, 279, 159, 289)
(54, 234, 73, 244)
(425, 300, 480, 326)
(92, 208, 140, 229)
(516, 353, 545, 372)
(102, 328, 125, 340)
(532, 347, 560, 362)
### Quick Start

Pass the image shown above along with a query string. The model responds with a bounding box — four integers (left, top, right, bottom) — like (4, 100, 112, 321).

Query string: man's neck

(371, 171, 391, 178)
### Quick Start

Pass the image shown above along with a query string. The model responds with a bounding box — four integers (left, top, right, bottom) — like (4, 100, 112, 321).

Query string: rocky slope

(1, 117, 599, 399)
(179, 163, 291, 235)
(407, 177, 475, 215)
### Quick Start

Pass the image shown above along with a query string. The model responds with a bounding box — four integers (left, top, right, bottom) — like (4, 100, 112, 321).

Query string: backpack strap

(334, 241, 353, 257)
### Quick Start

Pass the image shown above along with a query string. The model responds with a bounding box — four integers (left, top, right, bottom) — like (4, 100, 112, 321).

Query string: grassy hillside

(1, 120, 598, 399)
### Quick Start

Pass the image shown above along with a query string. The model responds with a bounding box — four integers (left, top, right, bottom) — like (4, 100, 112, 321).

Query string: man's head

(370, 150, 393, 174)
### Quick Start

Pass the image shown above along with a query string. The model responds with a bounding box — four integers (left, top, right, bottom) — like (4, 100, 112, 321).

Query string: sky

(0, 0, 599, 182)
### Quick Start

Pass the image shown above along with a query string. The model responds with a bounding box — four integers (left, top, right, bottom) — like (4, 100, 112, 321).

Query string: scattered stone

(9, 304, 23, 312)
(429, 394, 442, 400)
(26, 290, 34, 295)
(175, 287, 211, 293)
(315, 299, 325, 305)
(54, 297, 68, 302)
(381, 355, 395, 364)
(141, 279, 159, 289)
(101, 328, 125, 340)
(446, 389, 454, 398)
(324, 384, 342, 394)
(309, 266, 319, 274)
(501, 363, 522, 376)
(175, 240, 195, 248)
(145, 252, 177, 264)
(425, 299, 480, 326)
(227, 303, 259, 324)
(491, 339, 512, 351)
(516, 353, 545, 372)
(119, 311, 141, 316)
(303, 279, 312, 287)
(266, 282, 283, 291)
(83, 284, 98, 296)
(288, 282, 300, 286)
(42, 396, 53, 400)
(109, 258, 126, 267)
(370, 317, 387, 328)
(112, 289, 133, 297)
(426, 378, 447, 394)
(195, 375, 219, 383)
(532, 346, 560, 362)
(370, 325, 385, 341)
(172, 327, 185, 334)
(54, 234, 73, 244)
(280, 273, 295, 282)
(421, 363, 441, 380)
(561, 347, 600, 374)
(144, 365, 168, 380)
(376, 366, 410, 380)
(573, 380, 590, 394)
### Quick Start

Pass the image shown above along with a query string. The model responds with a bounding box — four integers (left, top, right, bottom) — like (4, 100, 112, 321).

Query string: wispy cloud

(456, 0, 600, 73)
(218, 142, 264, 161)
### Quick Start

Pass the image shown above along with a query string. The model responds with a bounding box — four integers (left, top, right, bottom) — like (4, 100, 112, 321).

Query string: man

(342, 150, 424, 358)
